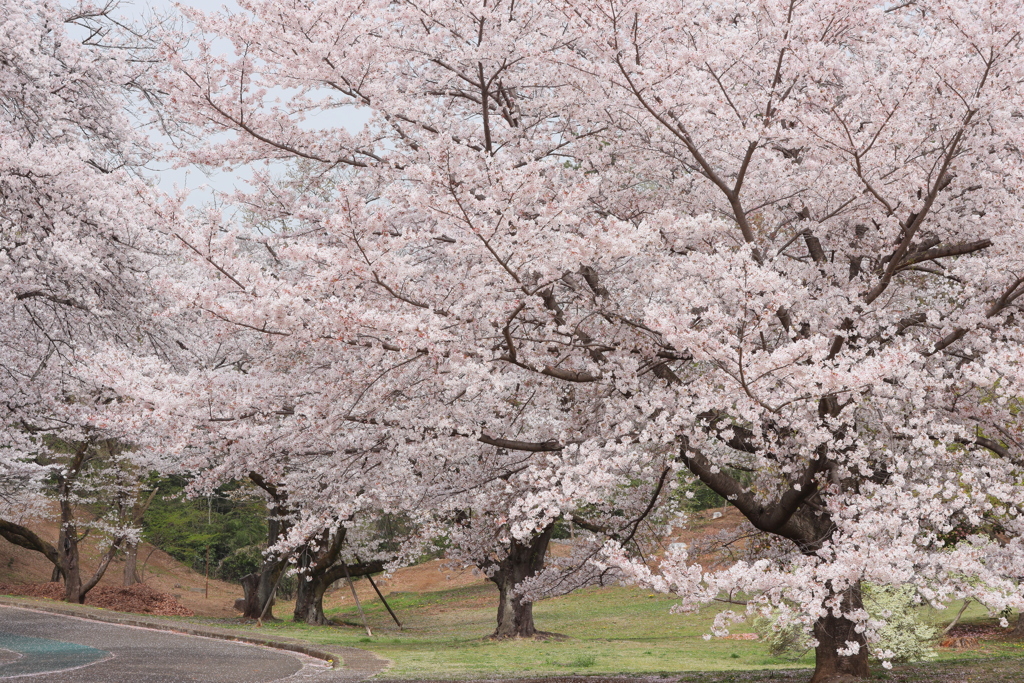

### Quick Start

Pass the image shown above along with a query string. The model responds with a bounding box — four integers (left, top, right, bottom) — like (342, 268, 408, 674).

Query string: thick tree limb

(0, 519, 60, 568)
(895, 239, 992, 270)
(478, 433, 563, 452)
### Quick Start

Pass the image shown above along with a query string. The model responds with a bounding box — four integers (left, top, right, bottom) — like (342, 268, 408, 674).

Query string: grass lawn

(205, 580, 1024, 681)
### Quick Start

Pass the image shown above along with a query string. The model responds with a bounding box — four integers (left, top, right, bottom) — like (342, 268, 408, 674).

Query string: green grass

(192, 582, 1024, 681)
(226, 583, 815, 678)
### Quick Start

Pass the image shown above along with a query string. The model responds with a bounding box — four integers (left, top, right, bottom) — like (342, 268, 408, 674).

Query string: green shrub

(753, 584, 937, 664)
(217, 545, 264, 583)
(752, 613, 812, 659)
(863, 584, 937, 663)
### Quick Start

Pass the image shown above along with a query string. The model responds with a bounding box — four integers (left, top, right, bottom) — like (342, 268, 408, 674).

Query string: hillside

(0, 515, 240, 617)
(1, 507, 747, 618)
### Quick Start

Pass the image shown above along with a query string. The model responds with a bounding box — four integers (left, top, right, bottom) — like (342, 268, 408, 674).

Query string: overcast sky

(113, 0, 369, 207)
(110, 1, 237, 202)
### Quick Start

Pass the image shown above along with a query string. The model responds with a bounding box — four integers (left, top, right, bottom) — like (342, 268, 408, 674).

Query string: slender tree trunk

(123, 542, 140, 586)
(57, 485, 84, 604)
(808, 582, 870, 683)
(120, 486, 157, 587)
(59, 524, 84, 604)
(488, 523, 555, 639)
(1014, 611, 1024, 638)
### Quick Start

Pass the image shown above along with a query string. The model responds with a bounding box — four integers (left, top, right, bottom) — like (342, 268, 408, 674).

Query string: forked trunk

(488, 523, 555, 639)
(808, 582, 870, 683)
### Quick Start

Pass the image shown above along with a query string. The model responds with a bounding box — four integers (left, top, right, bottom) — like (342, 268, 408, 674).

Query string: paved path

(0, 603, 388, 682)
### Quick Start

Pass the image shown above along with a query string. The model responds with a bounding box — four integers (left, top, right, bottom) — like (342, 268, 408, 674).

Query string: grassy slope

(215, 580, 1024, 681)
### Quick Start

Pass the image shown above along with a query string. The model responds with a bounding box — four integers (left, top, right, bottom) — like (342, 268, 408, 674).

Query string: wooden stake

(342, 561, 372, 637)
(367, 572, 402, 630)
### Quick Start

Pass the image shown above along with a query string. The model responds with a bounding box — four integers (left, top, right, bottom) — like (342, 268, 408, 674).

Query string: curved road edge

(0, 595, 389, 680)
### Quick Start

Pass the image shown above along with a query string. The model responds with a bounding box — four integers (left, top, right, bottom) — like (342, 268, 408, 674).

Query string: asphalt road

(0, 606, 330, 682)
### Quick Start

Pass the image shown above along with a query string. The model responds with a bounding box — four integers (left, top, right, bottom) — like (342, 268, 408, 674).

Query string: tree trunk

(240, 560, 283, 620)
(1014, 611, 1024, 638)
(123, 542, 140, 586)
(293, 575, 331, 625)
(59, 523, 84, 604)
(488, 523, 555, 639)
(57, 517, 123, 604)
(808, 582, 870, 683)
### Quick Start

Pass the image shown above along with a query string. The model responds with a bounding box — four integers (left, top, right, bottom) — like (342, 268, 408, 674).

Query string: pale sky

(114, 0, 368, 207)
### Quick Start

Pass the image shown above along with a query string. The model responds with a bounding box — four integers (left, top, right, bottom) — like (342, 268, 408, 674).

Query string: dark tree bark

(808, 583, 870, 683)
(293, 560, 388, 625)
(240, 472, 292, 620)
(58, 522, 83, 603)
(293, 572, 332, 626)
(0, 518, 62, 579)
(123, 543, 141, 586)
(1015, 611, 1024, 638)
(486, 523, 555, 639)
(292, 524, 385, 626)
(240, 562, 284, 620)
(292, 527, 346, 626)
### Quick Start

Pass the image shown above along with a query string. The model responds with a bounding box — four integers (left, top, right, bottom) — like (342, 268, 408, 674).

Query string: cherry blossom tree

(420, 438, 679, 638)
(0, 0, 171, 602)
(151, 0, 1024, 679)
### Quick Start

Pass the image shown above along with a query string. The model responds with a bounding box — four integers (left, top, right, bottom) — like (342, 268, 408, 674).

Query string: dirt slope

(1, 507, 745, 618)
(0, 515, 240, 617)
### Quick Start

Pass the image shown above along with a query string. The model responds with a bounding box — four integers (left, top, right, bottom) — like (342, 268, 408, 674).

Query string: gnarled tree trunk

(240, 561, 284, 620)
(292, 525, 386, 626)
(808, 582, 870, 683)
(293, 571, 333, 625)
(241, 472, 292, 620)
(487, 523, 555, 639)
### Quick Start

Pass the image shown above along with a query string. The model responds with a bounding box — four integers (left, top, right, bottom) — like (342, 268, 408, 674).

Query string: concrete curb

(0, 595, 390, 680)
